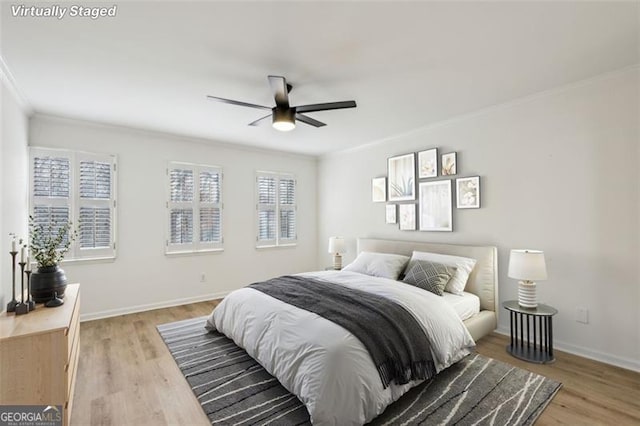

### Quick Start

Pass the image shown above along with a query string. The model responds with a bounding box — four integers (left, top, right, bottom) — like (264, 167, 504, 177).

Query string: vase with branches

(28, 215, 77, 303)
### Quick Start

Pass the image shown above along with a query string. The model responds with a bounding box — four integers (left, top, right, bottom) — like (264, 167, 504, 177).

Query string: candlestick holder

(15, 262, 28, 315)
(6, 251, 18, 312)
(26, 270, 35, 311)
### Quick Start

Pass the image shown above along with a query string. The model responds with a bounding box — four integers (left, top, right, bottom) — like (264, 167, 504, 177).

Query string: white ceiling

(1, 1, 638, 155)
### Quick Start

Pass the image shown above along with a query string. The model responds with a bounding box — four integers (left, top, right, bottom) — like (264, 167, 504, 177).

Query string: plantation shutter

(256, 174, 277, 246)
(31, 153, 72, 250)
(30, 148, 117, 261)
(167, 166, 195, 251)
(199, 168, 223, 248)
(33, 156, 70, 198)
(166, 162, 223, 253)
(279, 177, 297, 242)
(77, 155, 115, 258)
(256, 172, 297, 247)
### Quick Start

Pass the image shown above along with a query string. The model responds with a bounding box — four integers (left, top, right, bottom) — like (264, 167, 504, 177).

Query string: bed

(356, 238, 499, 341)
(206, 238, 498, 425)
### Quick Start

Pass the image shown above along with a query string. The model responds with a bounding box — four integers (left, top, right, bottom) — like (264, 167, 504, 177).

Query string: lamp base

(6, 299, 18, 313)
(332, 254, 343, 270)
(518, 281, 537, 308)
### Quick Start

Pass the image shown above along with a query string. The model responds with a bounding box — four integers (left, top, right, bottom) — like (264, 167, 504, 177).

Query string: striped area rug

(158, 317, 561, 425)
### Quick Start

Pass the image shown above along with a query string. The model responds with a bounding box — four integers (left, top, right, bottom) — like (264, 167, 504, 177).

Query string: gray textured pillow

(402, 260, 457, 296)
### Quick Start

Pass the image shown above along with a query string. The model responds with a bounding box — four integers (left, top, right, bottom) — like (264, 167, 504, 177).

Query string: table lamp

(328, 237, 346, 270)
(508, 249, 547, 308)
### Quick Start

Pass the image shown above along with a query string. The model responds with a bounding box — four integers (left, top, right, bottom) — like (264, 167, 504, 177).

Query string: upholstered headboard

(357, 238, 499, 313)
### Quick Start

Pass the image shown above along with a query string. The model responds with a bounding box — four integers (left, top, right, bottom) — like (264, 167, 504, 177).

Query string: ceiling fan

(207, 75, 357, 132)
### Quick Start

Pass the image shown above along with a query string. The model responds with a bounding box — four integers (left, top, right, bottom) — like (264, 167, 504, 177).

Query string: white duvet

(206, 270, 475, 425)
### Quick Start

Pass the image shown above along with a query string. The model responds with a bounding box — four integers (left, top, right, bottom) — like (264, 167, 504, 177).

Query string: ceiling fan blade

(207, 95, 271, 110)
(296, 113, 326, 128)
(268, 75, 290, 108)
(248, 114, 272, 126)
(295, 100, 357, 113)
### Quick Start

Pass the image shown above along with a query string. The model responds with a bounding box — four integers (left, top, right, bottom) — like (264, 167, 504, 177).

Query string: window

(30, 148, 117, 261)
(166, 162, 223, 253)
(256, 171, 297, 247)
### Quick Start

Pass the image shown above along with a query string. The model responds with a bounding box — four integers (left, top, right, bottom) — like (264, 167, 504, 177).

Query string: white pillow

(408, 251, 477, 295)
(342, 251, 410, 280)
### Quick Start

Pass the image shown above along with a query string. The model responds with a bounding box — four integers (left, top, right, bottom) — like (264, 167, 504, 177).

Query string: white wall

(29, 115, 318, 320)
(317, 67, 640, 371)
(0, 75, 29, 310)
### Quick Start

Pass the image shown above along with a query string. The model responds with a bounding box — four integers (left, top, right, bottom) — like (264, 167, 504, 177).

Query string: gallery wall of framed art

(371, 146, 482, 232)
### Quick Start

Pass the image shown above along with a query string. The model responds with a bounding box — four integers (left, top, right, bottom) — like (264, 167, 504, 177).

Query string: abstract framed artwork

(456, 176, 480, 209)
(399, 204, 416, 231)
(441, 152, 457, 176)
(418, 148, 437, 179)
(388, 153, 416, 201)
(419, 180, 453, 232)
(372, 177, 387, 202)
(385, 204, 397, 224)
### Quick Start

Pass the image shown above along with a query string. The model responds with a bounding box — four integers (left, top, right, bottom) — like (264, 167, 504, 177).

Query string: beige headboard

(357, 238, 499, 313)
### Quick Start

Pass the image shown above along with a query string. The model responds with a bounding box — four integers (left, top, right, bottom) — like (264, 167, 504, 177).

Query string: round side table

(503, 300, 558, 364)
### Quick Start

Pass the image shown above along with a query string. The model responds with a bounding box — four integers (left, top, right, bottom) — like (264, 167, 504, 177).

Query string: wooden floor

(72, 300, 640, 425)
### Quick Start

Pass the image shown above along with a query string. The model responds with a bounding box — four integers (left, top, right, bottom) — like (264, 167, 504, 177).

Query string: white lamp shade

(328, 237, 346, 254)
(508, 249, 547, 281)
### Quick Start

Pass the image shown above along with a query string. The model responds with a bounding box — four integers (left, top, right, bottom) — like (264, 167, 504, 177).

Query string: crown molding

(321, 64, 640, 159)
(0, 53, 33, 114)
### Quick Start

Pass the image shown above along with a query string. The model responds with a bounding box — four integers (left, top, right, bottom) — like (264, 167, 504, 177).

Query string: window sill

(255, 243, 298, 250)
(165, 248, 224, 257)
(60, 256, 116, 266)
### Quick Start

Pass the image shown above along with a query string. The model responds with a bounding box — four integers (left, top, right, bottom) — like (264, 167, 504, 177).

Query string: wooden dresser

(0, 284, 80, 426)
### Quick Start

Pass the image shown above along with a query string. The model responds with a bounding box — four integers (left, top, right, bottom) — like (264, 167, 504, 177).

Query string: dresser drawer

(67, 293, 80, 362)
(66, 332, 80, 388)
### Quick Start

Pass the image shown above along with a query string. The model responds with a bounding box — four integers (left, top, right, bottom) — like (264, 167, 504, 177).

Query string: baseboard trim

(80, 291, 230, 322)
(495, 326, 640, 373)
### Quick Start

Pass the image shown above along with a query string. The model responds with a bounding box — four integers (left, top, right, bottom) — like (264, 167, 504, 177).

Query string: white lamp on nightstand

(508, 249, 547, 308)
(328, 237, 346, 270)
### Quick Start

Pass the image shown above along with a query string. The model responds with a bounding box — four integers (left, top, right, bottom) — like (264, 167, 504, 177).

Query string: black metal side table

(503, 300, 557, 364)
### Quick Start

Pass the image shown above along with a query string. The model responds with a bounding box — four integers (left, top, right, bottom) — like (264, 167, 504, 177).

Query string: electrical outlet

(200, 273, 206, 283)
(576, 307, 589, 324)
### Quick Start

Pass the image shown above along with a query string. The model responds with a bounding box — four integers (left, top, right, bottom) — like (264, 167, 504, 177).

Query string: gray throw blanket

(248, 275, 436, 388)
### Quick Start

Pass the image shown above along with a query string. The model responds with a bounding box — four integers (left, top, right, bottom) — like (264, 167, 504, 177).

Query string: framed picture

(456, 176, 480, 209)
(372, 177, 387, 202)
(418, 148, 437, 179)
(441, 152, 457, 176)
(399, 204, 416, 231)
(388, 153, 416, 201)
(385, 204, 397, 224)
(419, 180, 453, 231)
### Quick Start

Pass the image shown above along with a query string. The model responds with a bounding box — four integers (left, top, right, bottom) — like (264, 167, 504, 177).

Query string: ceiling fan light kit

(207, 75, 357, 131)
(272, 107, 296, 132)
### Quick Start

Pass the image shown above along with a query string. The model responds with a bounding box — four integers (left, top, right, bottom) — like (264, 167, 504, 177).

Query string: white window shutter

(199, 169, 222, 246)
(256, 174, 277, 246)
(32, 205, 71, 249)
(256, 172, 296, 247)
(76, 153, 117, 258)
(166, 163, 223, 253)
(279, 177, 296, 242)
(33, 156, 70, 197)
(170, 208, 194, 244)
(79, 207, 111, 249)
(79, 160, 111, 199)
(200, 207, 221, 243)
(30, 148, 117, 261)
(170, 169, 194, 202)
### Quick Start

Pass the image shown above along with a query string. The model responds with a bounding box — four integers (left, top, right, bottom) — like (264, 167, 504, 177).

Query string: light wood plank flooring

(72, 301, 640, 425)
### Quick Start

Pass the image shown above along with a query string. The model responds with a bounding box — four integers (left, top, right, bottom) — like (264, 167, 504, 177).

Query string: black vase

(30, 265, 67, 303)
